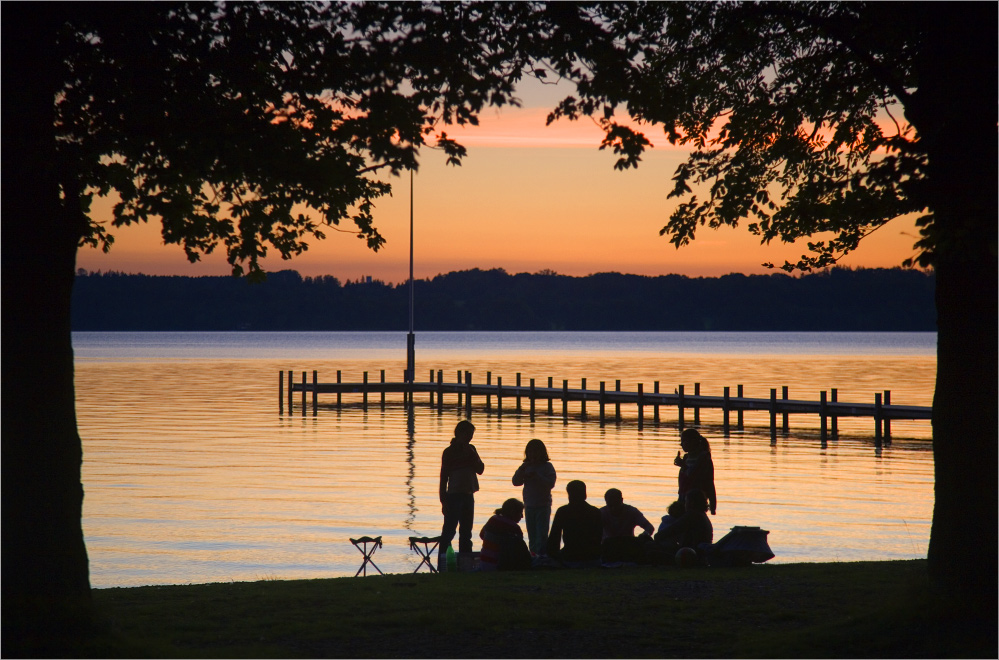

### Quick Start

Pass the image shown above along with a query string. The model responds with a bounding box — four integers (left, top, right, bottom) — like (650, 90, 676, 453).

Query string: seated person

(655, 489, 714, 559)
(657, 499, 685, 538)
(546, 480, 603, 568)
(479, 498, 532, 571)
(600, 488, 655, 564)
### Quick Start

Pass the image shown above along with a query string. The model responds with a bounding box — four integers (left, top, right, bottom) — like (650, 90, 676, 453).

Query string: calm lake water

(74, 331, 936, 588)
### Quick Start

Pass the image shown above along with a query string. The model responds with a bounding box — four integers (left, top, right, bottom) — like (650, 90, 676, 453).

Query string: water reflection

(76, 350, 934, 588)
(404, 403, 416, 531)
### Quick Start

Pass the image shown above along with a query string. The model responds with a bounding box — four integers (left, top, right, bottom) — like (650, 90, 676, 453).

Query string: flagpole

(406, 168, 415, 386)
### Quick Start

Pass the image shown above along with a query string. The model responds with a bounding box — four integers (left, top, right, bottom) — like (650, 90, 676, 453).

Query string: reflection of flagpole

(406, 168, 415, 385)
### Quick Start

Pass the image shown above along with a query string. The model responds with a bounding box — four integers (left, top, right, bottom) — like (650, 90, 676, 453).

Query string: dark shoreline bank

(71, 266, 935, 332)
(19, 559, 992, 658)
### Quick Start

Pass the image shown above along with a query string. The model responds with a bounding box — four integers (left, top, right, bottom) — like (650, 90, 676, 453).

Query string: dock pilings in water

(279, 369, 930, 444)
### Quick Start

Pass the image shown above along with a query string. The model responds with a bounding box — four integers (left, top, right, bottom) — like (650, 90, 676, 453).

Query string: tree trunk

(1, 8, 96, 656)
(913, 4, 998, 608)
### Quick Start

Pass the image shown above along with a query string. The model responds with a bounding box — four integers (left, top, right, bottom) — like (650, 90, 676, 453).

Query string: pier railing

(280, 369, 930, 447)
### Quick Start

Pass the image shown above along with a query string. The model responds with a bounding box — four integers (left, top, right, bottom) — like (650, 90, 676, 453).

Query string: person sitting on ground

(546, 480, 603, 568)
(642, 498, 687, 565)
(656, 499, 685, 539)
(655, 489, 714, 560)
(600, 488, 655, 564)
(479, 498, 532, 571)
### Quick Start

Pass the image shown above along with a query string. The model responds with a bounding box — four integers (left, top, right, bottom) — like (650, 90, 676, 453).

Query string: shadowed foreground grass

(90, 560, 993, 658)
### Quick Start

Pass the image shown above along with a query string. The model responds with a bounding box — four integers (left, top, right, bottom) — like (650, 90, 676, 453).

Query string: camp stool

(408, 536, 442, 574)
(349, 536, 384, 576)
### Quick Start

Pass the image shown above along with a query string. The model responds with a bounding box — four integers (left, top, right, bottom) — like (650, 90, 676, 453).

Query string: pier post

(465, 372, 472, 417)
(693, 383, 700, 425)
(301, 371, 307, 417)
(580, 378, 587, 419)
(486, 372, 492, 411)
(497, 376, 503, 417)
(723, 386, 730, 435)
(637, 383, 644, 430)
(516, 373, 522, 413)
(820, 390, 828, 444)
(437, 370, 444, 414)
(769, 388, 777, 445)
(874, 392, 883, 448)
(380, 370, 386, 411)
(615, 380, 622, 423)
(457, 370, 463, 408)
(830, 389, 838, 438)
(678, 384, 685, 431)
(336, 371, 342, 410)
(653, 381, 660, 425)
(530, 379, 536, 421)
(313, 370, 318, 417)
(429, 370, 435, 408)
(562, 380, 569, 425)
(883, 390, 892, 445)
(279, 372, 284, 415)
(288, 370, 294, 414)
(781, 386, 789, 433)
(548, 377, 554, 415)
(737, 384, 744, 430)
(362, 372, 368, 411)
(599, 382, 606, 425)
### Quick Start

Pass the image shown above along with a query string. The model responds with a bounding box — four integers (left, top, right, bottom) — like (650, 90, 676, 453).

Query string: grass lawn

(66, 560, 996, 657)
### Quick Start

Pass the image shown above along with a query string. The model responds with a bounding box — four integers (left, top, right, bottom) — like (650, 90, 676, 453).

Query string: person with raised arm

(675, 428, 717, 516)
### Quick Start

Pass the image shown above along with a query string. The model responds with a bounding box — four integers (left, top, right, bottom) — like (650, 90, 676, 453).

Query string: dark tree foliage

(2, 2, 995, 652)
(2, 3, 550, 653)
(70, 267, 936, 332)
(540, 1, 996, 603)
(57, 2, 546, 278)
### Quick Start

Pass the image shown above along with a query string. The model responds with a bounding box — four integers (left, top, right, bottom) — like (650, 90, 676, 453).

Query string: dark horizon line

(76, 263, 935, 286)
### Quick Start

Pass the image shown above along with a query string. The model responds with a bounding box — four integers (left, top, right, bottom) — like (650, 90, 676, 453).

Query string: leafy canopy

(61, 2, 941, 278)
(541, 2, 931, 271)
(59, 2, 541, 279)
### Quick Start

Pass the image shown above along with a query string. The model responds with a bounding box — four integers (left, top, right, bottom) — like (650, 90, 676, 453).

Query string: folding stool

(408, 536, 442, 574)
(349, 536, 384, 576)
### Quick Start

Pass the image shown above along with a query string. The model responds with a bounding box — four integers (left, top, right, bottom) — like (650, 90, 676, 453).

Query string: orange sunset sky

(77, 78, 924, 284)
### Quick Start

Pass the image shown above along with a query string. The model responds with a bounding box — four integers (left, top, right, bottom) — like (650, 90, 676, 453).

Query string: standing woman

(512, 438, 557, 557)
(674, 428, 717, 515)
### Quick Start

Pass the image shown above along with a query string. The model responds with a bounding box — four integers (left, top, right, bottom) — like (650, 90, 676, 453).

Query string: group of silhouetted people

(437, 420, 718, 571)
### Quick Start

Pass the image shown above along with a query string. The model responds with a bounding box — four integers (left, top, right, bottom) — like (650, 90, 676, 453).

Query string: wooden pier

(279, 369, 931, 447)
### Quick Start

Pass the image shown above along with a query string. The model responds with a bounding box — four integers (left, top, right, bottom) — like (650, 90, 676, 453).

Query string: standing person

(547, 480, 603, 568)
(479, 498, 532, 571)
(600, 488, 655, 564)
(512, 438, 557, 557)
(674, 428, 717, 515)
(439, 420, 484, 570)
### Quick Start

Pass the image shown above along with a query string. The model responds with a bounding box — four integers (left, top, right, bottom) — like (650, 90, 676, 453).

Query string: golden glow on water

(77, 349, 935, 588)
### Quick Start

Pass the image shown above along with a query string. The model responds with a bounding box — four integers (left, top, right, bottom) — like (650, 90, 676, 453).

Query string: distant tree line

(71, 267, 935, 331)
